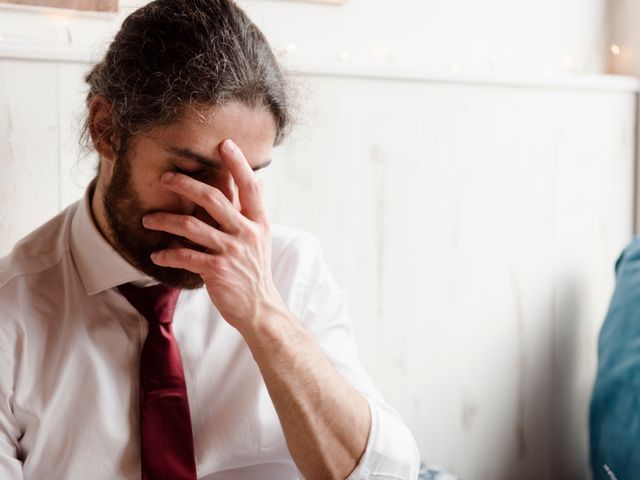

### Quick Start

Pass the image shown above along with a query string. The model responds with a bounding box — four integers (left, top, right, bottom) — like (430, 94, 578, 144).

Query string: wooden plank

(0, 60, 60, 256)
(0, 0, 118, 12)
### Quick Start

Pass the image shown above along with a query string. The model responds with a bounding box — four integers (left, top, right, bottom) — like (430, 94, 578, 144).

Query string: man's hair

(81, 0, 291, 157)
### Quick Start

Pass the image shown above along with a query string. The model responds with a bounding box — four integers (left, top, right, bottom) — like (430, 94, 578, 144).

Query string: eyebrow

(166, 146, 272, 171)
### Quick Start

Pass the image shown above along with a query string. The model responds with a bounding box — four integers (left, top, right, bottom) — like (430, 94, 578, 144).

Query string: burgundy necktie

(118, 283, 197, 480)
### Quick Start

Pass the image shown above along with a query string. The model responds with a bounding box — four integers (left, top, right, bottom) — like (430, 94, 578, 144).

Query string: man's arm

(257, 230, 421, 479)
(243, 300, 371, 479)
(145, 138, 419, 478)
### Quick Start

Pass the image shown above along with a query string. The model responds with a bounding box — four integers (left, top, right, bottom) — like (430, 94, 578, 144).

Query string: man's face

(102, 102, 277, 289)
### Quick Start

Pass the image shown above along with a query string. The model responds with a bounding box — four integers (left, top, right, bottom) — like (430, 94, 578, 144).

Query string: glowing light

(278, 42, 297, 57)
(337, 50, 350, 61)
(610, 44, 621, 56)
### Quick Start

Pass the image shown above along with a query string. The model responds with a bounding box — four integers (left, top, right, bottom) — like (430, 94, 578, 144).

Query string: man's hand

(144, 139, 371, 478)
(143, 138, 285, 335)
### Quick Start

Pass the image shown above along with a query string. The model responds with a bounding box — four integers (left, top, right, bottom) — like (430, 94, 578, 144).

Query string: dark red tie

(118, 283, 197, 480)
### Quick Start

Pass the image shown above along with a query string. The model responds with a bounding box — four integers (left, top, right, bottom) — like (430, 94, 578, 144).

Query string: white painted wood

(0, 59, 60, 252)
(262, 76, 635, 479)
(0, 2, 636, 476)
(57, 62, 94, 208)
(2, 44, 639, 92)
(0, 0, 612, 76)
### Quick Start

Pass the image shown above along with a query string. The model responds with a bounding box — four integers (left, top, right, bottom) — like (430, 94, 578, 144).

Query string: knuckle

(205, 254, 219, 269)
(178, 249, 196, 262)
(203, 188, 224, 207)
(246, 178, 262, 195)
(177, 175, 191, 189)
(179, 215, 197, 230)
(226, 241, 242, 256)
(243, 223, 261, 243)
(202, 191, 217, 206)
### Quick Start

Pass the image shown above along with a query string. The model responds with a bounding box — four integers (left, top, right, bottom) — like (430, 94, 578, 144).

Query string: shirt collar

(70, 181, 156, 295)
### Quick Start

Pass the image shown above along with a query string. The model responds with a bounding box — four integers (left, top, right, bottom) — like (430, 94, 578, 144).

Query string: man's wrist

(240, 298, 305, 362)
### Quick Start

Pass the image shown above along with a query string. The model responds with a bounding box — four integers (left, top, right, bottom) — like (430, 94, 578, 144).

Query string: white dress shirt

(0, 185, 420, 479)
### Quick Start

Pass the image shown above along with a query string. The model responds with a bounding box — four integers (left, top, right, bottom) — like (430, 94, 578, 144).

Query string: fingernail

(162, 172, 175, 183)
(223, 139, 236, 152)
(142, 215, 151, 227)
(150, 252, 159, 262)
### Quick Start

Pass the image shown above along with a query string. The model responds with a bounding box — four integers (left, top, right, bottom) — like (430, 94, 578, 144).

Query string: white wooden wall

(1, 28, 638, 480)
(264, 73, 637, 479)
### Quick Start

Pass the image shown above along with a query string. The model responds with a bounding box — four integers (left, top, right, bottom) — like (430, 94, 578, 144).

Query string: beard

(102, 153, 205, 290)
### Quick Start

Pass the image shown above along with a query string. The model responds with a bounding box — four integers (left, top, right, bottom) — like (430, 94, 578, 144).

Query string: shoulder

(0, 203, 80, 360)
(0, 202, 78, 294)
(599, 237, 640, 359)
(270, 223, 322, 255)
(269, 223, 326, 279)
(269, 223, 336, 316)
(614, 236, 640, 276)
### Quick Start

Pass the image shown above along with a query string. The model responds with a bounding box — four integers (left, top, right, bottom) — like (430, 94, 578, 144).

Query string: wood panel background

(1, 49, 636, 478)
(0, 0, 117, 12)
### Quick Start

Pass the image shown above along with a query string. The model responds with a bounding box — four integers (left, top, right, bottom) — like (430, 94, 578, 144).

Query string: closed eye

(173, 167, 208, 179)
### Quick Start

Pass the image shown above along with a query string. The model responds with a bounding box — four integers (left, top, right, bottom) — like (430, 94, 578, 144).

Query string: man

(0, 0, 420, 479)
(590, 238, 640, 480)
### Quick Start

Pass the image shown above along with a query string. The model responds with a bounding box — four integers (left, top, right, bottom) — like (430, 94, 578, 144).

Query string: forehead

(145, 102, 277, 165)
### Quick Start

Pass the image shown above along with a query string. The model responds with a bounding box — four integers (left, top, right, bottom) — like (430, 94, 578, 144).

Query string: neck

(90, 176, 114, 247)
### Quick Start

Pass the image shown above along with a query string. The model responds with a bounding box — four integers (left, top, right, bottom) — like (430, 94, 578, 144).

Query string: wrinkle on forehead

(141, 101, 277, 167)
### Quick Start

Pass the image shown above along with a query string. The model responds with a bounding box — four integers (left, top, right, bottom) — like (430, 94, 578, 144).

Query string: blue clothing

(590, 237, 640, 480)
(418, 464, 458, 480)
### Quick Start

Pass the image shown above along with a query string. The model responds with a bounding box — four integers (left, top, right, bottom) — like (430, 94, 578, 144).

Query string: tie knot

(117, 283, 180, 324)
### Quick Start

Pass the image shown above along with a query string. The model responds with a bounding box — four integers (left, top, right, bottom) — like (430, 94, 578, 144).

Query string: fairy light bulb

(284, 42, 297, 54)
(337, 49, 350, 61)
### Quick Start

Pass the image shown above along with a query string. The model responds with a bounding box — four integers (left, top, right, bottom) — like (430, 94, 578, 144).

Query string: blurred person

(0, 0, 420, 478)
(590, 239, 640, 479)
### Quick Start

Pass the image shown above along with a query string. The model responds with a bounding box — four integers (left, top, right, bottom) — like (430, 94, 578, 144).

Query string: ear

(88, 96, 119, 164)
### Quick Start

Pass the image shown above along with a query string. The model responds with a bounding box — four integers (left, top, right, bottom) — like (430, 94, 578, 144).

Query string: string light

(337, 49, 350, 61)
(277, 42, 297, 57)
(610, 44, 621, 56)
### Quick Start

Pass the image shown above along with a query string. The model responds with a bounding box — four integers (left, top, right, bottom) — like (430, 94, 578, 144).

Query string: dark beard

(102, 154, 204, 290)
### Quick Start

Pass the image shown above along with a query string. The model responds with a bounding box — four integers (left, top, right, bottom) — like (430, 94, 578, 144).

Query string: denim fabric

(590, 237, 640, 480)
(418, 464, 460, 480)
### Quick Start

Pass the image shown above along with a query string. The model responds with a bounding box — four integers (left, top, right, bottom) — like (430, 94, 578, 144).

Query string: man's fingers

(150, 247, 216, 274)
(160, 172, 241, 233)
(142, 212, 228, 253)
(219, 139, 267, 223)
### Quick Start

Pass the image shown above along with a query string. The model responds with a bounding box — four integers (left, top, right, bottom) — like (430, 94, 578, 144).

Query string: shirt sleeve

(0, 311, 25, 479)
(285, 232, 421, 479)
